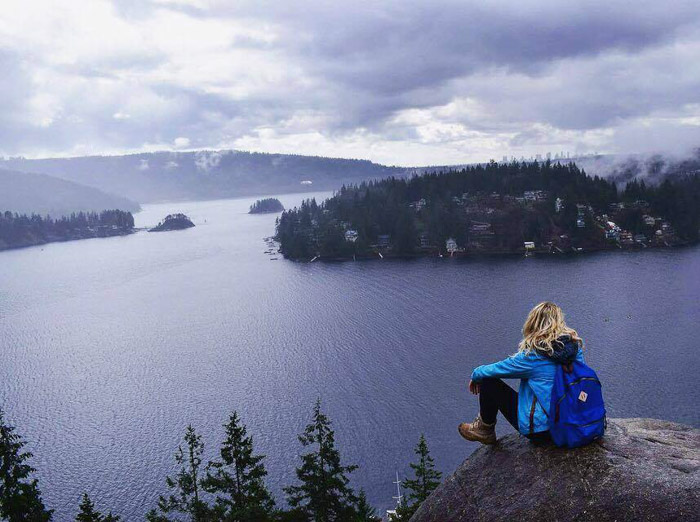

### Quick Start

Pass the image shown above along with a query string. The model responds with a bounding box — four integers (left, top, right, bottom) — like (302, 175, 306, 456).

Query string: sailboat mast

(392, 471, 403, 506)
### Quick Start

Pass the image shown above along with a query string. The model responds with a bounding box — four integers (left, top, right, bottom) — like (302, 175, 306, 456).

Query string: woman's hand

(469, 379, 480, 395)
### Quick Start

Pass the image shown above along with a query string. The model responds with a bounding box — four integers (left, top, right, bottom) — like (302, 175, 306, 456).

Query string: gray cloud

(1, 0, 699, 164)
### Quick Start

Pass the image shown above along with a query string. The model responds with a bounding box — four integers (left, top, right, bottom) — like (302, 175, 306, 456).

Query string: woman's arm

(471, 352, 536, 382)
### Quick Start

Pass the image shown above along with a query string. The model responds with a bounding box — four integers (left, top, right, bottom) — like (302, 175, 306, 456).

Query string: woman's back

(471, 336, 583, 434)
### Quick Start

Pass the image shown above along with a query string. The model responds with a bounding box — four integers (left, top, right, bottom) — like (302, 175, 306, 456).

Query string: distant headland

(149, 213, 195, 232)
(0, 209, 135, 251)
(249, 198, 284, 214)
(275, 161, 700, 261)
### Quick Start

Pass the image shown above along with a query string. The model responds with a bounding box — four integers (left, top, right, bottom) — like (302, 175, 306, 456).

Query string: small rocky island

(412, 418, 699, 522)
(149, 213, 195, 232)
(249, 198, 284, 214)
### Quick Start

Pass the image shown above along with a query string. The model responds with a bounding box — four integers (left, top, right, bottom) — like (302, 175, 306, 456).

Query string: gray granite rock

(411, 418, 699, 522)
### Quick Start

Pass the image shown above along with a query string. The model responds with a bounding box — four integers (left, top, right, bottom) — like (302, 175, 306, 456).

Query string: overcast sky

(1, 0, 699, 165)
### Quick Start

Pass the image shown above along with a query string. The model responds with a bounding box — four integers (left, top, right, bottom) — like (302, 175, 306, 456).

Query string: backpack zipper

(557, 377, 601, 408)
(563, 377, 600, 388)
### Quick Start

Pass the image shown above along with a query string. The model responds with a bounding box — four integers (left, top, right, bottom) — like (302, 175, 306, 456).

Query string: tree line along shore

(275, 161, 700, 261)
(0, 210, 200, 251)
(0, 210, 135, 251)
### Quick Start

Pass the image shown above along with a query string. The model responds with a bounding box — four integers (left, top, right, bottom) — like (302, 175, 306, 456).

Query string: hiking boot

(458, 415, 497, 445)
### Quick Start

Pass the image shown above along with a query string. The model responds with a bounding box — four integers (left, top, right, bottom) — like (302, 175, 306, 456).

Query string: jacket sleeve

(471, 352, 536, 381)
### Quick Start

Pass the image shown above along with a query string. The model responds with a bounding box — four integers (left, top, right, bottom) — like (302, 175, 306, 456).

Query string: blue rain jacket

(471, 339, 584, 435)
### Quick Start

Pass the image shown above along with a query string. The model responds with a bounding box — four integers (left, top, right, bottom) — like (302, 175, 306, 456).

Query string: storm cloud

(1, 0, 699, 164)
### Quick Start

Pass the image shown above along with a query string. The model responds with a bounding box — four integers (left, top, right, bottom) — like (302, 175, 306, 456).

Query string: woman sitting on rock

(459, 301, 584, 445)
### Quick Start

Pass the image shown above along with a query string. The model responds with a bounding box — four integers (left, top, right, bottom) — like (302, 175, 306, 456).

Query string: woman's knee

(479, 378, 504, 392)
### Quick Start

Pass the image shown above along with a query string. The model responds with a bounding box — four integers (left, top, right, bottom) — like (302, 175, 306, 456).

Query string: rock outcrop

(411, 418, 699, 522)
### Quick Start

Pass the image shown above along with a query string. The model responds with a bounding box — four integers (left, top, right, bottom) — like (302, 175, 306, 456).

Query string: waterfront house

(524, 190, 547, 202)
(446, 237, 458, 253)
(345, 230, 358, 242)
(605, 221, 621, 240)
(620, 231, 634, 245)
(631, 199, 650, 209)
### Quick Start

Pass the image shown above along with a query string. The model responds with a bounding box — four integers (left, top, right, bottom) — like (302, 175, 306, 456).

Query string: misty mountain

(1, 150, 405, 203)
(415, 149, 700, 184)
(573, 149, 700, 185)
(0, 169, 140, 217)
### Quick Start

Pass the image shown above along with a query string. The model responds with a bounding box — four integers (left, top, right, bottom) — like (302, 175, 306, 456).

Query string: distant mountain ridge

(1, 150, 405, 203)
(3, 148, 698, 209)
(0, 169, 140, 217)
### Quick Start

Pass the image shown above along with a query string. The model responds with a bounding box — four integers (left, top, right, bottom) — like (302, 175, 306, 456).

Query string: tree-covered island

(275, 161, 700, 260)
(249, 198, 285, 214)
(149, 213, 195, 232)
(0, 209, 135, 251)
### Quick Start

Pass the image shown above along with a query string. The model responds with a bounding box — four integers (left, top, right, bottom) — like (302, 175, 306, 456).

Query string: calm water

(1, 193, 699, 520)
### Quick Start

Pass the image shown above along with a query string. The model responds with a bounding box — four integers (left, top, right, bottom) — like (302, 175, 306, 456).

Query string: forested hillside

(276, 161, 700, 260)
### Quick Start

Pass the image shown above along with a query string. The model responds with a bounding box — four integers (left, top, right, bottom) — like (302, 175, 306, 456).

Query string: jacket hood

(547, 335, 580, 364)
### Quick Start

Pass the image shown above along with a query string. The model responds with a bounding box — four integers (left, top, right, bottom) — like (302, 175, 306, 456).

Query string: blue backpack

(548, 360, 606, 448)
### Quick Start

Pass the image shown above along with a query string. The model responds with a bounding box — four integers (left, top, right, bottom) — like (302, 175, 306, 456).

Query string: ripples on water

(1, 193, 698, 520)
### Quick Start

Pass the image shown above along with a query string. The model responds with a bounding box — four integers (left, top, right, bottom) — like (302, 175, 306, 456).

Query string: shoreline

(281, 240, 699, 263)
(0, 228, 136, 253)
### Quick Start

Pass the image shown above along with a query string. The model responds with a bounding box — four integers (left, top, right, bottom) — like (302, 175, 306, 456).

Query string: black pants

(479, 378, 551, 443)
(479, 378, 519, 428)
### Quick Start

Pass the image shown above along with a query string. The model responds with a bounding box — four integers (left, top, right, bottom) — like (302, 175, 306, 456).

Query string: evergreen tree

(202, 412, 275, 521)
(0, 409, 53, 521)
(393, 435, 441, 521)
(284, 399, 358, 521)
(147, 425, 211, 522)
(354, 490, 380, 522)
(75, 493, 120, 521)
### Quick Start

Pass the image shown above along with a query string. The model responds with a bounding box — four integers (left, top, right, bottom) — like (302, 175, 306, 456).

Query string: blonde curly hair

(518, 301, 583, 355)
